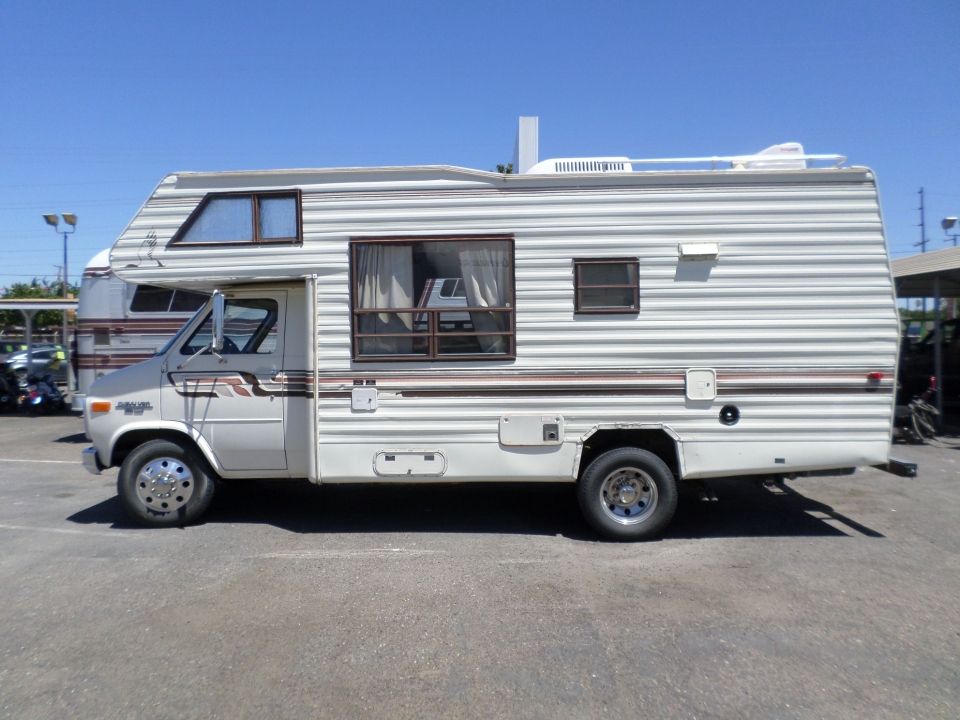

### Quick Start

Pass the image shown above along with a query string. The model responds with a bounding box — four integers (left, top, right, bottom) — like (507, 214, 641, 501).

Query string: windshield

(155, 305, 208, 356)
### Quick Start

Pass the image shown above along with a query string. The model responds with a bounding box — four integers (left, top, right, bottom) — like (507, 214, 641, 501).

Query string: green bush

(0, 279, 78, 330)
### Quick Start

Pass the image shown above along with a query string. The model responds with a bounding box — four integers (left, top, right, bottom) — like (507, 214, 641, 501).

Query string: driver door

(161, 291, 287, 471)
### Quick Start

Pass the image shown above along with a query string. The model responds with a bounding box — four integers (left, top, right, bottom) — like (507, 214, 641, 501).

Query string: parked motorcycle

(18, 372, 66, 415)
(0, 371, 18, 412)
(0, 354, 20, 412)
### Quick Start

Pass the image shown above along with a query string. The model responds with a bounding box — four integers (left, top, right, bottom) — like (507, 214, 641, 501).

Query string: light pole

(944, 217, 959, 247)
(944, 218, 960, 321)
(43, 213, 77, 392)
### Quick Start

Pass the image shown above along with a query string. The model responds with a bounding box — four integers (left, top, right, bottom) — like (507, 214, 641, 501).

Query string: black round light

(719, 405, 740, 426)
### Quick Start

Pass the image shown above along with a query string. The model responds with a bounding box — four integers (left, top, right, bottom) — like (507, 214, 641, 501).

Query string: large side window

(170, 191, 301, 245)
(350, 237, 515, 361)
(573, 258, 639, 314)
(169, 290, 209, 312)
(130, 285, 208, 313)
(181, 299, 279, 355)
(130, 285, 174, 313)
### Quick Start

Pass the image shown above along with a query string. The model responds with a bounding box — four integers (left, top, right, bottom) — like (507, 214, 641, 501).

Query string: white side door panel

(161, 291, 287, 472)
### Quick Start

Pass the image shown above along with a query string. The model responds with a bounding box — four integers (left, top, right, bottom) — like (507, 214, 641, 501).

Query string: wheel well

(110, 429, 208, 470)
(577, 429, 680, 480)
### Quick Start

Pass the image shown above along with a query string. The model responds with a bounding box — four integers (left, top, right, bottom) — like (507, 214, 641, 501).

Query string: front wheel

(577, 447, 678, 541)
(118, 439, 215, 527)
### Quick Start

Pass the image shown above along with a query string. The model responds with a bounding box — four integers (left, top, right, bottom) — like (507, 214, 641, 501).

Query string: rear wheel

(577, 447, 678, 541)
(118, 439, 215, 527)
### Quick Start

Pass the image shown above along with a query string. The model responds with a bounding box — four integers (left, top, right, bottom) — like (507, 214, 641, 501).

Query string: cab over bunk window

(350, 236, 515, 361)
(169, 191, 301, 245)
(573, 258, 639, 313)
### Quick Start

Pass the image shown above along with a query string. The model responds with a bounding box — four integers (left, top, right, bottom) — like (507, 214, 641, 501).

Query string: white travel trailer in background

(75, 249, 206, 410)
(80, 141, 901, 540)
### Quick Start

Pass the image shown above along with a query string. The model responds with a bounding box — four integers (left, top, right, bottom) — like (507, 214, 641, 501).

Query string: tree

(0, 279, 78, 329)
(496, 163, 514, 174)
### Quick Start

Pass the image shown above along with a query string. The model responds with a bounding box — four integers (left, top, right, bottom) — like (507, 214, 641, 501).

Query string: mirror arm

(176, 343, 212, 370)
(175, 345, 226, 371)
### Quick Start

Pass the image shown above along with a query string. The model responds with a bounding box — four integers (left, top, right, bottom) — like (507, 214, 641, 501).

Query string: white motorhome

(81, 143, 900, 540)
(74, 249, 207, 410)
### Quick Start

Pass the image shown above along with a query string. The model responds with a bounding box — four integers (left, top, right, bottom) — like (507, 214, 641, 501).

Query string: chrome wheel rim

(600, 466, 658, 525)
(135, 457, 194, 513)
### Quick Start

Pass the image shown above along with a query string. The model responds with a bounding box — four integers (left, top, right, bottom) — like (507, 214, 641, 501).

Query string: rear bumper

(873, 457, 918, 478)
(81, 447, 102, 476)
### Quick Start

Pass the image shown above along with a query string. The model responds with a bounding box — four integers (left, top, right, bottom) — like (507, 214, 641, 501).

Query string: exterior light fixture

(943, 217, 959, 247)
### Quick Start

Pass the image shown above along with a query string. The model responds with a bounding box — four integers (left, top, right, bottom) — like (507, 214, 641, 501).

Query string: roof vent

(526, 157, 633, 174)
(737, 143, 807, 170)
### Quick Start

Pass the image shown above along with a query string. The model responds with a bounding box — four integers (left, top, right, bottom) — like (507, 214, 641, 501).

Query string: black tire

(118, 439, 215, 527)
(577, 447, 678, 541)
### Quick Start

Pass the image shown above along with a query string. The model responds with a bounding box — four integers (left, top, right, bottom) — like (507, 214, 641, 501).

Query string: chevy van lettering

(115, 401, 153, 415)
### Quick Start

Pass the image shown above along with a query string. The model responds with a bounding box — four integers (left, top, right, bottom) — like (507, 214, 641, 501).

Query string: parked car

(897, 319, 959, 409)
(5, 345, 68, 385)
(0, 341, 27, 355)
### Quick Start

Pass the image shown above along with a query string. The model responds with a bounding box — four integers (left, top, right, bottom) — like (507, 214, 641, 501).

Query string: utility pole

(916, 188, 929, 330)
(916, 187, 928, 253)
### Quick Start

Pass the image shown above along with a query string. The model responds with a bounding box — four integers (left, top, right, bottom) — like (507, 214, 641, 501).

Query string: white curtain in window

(355, 244, 414, 354)
(458, 242, 510, 353)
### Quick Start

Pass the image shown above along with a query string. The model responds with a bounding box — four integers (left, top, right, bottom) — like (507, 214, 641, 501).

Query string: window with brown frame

(350, 236, 515, 361)
(574, 258, 639, 313)
(169, 190, 301, 246)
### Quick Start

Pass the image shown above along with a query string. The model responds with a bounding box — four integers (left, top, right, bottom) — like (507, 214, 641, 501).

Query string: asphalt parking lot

(0, 414, 957, 719)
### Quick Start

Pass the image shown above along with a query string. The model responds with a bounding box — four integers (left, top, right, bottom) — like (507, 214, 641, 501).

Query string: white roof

(891, 246, 960, 297)
(84, 248, 111, 271)
(0, 298, 78, 311)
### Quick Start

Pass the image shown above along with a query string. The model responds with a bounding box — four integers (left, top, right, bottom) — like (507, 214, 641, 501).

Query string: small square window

(574, 258, 639, 314)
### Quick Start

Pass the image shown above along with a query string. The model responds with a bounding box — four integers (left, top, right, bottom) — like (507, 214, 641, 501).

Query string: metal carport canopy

(891, 246, 960, 297)
(889, 247, 960, 423)
(0, 299, 79, 311)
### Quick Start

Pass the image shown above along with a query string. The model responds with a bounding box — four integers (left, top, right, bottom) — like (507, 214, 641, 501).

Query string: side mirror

(212, 290, 225, 352)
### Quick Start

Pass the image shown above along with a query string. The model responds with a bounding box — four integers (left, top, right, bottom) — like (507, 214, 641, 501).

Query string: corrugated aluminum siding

(110, 167, 898, 457)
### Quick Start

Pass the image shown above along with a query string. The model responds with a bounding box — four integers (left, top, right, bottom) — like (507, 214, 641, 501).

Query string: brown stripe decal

(309, 370, 894, 398)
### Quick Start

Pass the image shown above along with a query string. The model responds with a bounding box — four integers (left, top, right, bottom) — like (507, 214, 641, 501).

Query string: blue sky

(1, 1, 958, 289)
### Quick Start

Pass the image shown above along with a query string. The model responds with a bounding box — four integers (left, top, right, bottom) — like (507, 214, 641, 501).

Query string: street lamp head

(62, 213, 78, 227)
(943, 217, 958, 231)
(43, 214, 59, 228)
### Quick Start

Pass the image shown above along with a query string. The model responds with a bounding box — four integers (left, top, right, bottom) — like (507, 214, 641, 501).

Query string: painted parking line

(0, 523, 136, 537)
(0, 458, 82, 464)
(254, 549, 445, 559)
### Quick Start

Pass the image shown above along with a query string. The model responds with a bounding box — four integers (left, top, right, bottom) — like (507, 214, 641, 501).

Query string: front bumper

(81, 447, 102, 476)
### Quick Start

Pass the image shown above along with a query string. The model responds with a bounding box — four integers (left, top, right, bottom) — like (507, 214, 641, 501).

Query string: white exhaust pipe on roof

(512, 116, 539, 174)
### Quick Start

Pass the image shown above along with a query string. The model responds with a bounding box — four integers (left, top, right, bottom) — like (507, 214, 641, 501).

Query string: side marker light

(90, 402, 111, 413)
